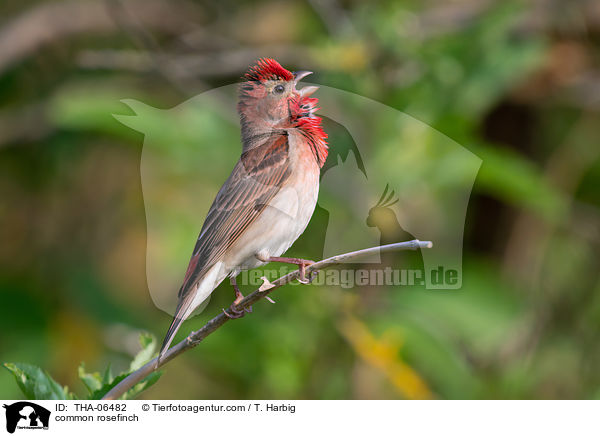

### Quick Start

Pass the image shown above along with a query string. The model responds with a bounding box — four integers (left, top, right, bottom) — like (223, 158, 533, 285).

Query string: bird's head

(238, 58, 320, 134)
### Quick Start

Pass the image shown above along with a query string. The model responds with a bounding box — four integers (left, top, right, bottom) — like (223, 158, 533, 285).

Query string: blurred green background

(1, 0, 599, 399)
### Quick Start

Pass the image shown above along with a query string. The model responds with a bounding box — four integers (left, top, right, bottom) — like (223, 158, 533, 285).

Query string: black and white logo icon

(3, 402, 50, 433)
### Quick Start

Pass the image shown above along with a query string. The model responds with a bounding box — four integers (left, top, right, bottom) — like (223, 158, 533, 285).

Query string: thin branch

(101, 239, 433, 400)
(0, 0, 203, 74)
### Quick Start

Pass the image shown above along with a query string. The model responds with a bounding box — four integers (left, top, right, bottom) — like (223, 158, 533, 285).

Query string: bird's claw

(298, 270, 318, 284)
(297, 260, 316, 284)
(222, 292, 252, 319)
(222, 308, 237, 319)
(223, 278, 252, 318)
(222, 305, 249, 319)
(263, 257, 316, 284)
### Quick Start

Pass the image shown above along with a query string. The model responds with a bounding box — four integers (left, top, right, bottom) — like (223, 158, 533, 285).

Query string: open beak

(293, 70, 319, 97)
(293, 70, 312, 83)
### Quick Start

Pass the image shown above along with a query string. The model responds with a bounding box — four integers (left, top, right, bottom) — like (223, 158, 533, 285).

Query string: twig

(101, 240, 432, 400)
(0, 0, 203, 74)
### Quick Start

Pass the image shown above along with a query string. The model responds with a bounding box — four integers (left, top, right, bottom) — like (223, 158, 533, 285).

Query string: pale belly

(225, 159, 320, 274)
(185, 172, 319, 319)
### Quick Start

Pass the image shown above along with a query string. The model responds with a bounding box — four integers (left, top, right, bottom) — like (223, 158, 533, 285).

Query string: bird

(157, 58, 328, 363)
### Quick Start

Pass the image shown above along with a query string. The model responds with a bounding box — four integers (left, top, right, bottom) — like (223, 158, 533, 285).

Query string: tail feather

(157, 262, 225, 365)
(157, 312, 186, 364)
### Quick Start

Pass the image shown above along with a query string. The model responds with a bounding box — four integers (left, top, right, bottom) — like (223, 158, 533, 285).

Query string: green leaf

(122, 372, 162, 400)
(4, 333, 162, 401)
(129, 332, 157, 372)
(101, 363, 113, 386)
(3, 363, 75, 400)
(88, 371, 162, 400)
(78, 362, 103, 395)
(89, 373, 129, 400)
(91, 333, 162, 400)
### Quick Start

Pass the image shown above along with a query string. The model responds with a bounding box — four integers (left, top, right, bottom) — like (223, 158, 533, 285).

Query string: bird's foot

(265, 257, 315, 284)
(222, 306, 245, 319)
(222, 301, 252, 319)
(299, 270, 319, 284)
(223, 278, 252, 319)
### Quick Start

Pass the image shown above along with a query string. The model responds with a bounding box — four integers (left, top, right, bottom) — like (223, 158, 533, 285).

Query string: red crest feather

(245, 58, 294, 82)
(239, 59, 328, 167)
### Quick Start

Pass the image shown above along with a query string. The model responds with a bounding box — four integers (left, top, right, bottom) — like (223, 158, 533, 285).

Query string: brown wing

(179, 132, 291, 299)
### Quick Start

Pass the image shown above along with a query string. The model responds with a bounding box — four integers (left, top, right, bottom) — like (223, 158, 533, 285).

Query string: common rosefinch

(158, 59, 328, 362)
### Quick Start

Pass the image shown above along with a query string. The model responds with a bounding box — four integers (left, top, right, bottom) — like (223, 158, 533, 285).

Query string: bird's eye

(273, 84, 285, 94)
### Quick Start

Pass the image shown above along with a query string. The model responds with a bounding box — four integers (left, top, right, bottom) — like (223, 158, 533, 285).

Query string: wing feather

(179, 132, 291, 298)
